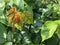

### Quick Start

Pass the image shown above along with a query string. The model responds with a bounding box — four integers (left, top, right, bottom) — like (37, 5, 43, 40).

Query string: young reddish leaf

(13, 13, 23, 23)
(7, 7, 16, 15)
(8, 14, 14, 24)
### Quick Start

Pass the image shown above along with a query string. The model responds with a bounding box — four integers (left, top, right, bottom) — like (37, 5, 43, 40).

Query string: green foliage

(41, 21, 58, 42)
(0, 23, 6, 43)
(4, 42, 12, 45)
(0, 0, 60, 45)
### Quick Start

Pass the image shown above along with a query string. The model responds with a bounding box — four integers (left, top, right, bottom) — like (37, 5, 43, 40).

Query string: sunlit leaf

(15, 23, 23, 31)
(0, 0, 5, 15)
(13, 0, 24, 10)
(54, 20, 60, 38)
(41, 21, 58, 42)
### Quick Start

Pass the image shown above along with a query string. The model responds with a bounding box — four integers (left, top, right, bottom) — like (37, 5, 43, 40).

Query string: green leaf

(6, 31, 12, 41)
(54, 20, 60, 38)
(41, 21, 58, 42)
(56, 26, 60, 38)
(5, 0, 13, 6)
(4, 42, 12, 45)
(23, 11, 33, 24)
(15, 23, 23, 31)
(0, 0, 5, 15)
(0, 23, 7, 43)
(0, 15, 11, 26)
(24, 2, 33, 14)
(54, 20, 60, 25)
(23, 2, 33, 24)
(14, 0, 24, 10)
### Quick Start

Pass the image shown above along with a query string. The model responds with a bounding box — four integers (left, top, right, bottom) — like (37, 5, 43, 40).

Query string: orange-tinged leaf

(8, 14, 14, 24)
(7, 7, 16, 15)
